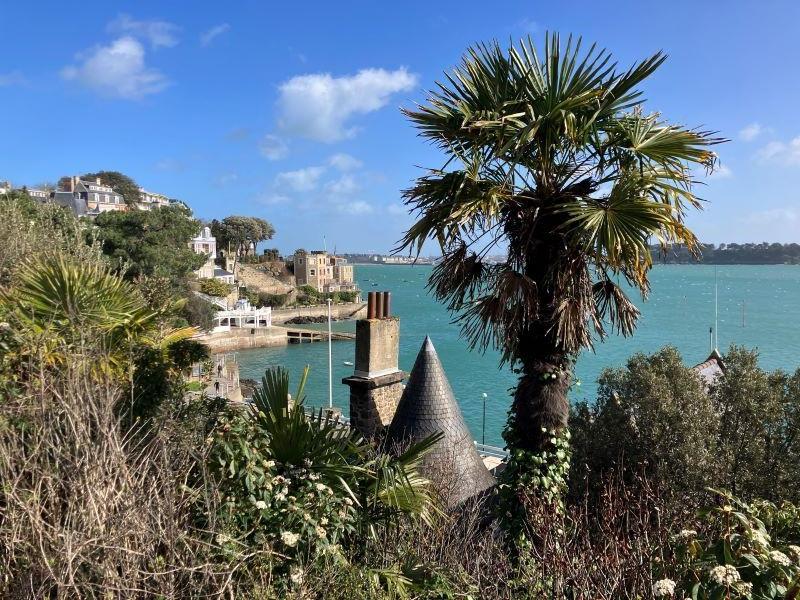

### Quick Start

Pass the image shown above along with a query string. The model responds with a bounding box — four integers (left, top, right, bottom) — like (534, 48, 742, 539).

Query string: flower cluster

(652, 578, 676, 597)
(667, 492, 800, 599)
(709, 565, 740, 586)
(207, 411, 358, 567)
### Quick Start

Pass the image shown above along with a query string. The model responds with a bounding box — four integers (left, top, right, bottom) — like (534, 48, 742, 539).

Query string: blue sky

(2, 1, 799, 253)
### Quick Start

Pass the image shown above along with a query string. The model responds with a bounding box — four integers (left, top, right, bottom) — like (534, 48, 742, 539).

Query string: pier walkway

(285, 328, 356, 343)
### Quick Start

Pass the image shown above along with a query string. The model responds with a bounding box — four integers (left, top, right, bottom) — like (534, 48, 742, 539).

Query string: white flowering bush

(206, 366, 438, 582)
(664, 491, 800, 599)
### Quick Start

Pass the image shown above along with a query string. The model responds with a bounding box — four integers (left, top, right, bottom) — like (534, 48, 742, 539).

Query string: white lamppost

(481, 392, 488, 445)
(327, 297, 333, 409)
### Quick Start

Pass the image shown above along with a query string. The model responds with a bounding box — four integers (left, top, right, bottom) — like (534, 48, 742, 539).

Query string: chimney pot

(382, 291, 391, 318)
(367, 291, 376, 319)
(374, 291, 383, 319)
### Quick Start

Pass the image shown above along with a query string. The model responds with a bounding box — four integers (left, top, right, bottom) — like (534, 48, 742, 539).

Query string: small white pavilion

(212, 299, 272, 332)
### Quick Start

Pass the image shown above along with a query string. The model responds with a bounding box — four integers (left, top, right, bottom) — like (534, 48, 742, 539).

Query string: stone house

(293, 249, 357, 293)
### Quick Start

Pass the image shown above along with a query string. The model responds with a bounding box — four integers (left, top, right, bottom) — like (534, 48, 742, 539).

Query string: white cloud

(387, 203, 407, 216)
(214, 173, 238, 186)
(275, 166, 326, 192)
(108, 14, 179, 49)
(517, 18, 540, 33)
(201, 23, 230, 46)
(326, 174, 360, 196)
(259, 134, 288, 160)
(155, 158, 185, 172)
(756, 136, 800, 166)
(742, 207, 800, 227)
(61, 37, 169, 100)
(739, 122, 763, 142)
(708, 164, 733, 179)
(337, 200, 373, 215)
(276, 67, 417, 142)
(258, 193, 292, 205)
(0, 71, 26, 86)
(328, 153, 363, 171)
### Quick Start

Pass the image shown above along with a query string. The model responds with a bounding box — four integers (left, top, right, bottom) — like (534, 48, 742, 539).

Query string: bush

(206, 367, 440, 580)
(570, 346, 718, 502)
(664, 490, 800, 599)
(258, 292, 288, 308)
(333, 291, 359, 303)
(238, 287, 260, 307)
(570, 345, 800, 505)
(712, 346, 800, 502)
(199, 278, 232, 297)
(181, 292, 216, 331)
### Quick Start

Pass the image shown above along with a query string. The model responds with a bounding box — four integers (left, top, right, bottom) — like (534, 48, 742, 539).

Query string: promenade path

(205, 353, 242, 402)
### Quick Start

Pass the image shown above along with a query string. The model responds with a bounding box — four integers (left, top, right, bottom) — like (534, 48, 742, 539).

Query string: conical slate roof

(387, 336, 495, 505)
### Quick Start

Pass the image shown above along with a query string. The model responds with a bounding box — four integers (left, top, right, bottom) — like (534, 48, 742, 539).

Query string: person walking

(214, 380, 220, 395)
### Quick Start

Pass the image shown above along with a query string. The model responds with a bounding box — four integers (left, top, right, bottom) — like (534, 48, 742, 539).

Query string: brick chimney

(342, 291, 403, 438)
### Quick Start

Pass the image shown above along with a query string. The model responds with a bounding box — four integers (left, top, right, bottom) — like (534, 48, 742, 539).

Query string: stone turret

(387, 336, 495, 505)
(342, 291, 405, 438)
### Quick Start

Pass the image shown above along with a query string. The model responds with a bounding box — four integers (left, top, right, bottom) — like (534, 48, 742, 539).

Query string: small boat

(371, 282, 378, 286)
(343, 361, 353, 366)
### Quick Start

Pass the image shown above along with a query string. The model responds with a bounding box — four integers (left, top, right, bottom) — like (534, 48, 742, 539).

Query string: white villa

(137, 187, 172, 211)
(189, 226, 235, 283)
(212, 299, 272, 332)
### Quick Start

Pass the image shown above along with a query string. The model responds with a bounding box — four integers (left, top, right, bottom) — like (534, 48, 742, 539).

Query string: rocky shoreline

(284, 315, 342, 325)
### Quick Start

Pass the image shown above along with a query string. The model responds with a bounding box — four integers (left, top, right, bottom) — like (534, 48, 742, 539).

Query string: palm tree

(4, 255, 204, 421)
(249, 367, 440, 535)
(397, 34, 724, 455)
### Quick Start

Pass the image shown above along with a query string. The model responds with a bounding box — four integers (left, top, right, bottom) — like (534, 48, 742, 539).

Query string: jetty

(285, 327, 356, 343)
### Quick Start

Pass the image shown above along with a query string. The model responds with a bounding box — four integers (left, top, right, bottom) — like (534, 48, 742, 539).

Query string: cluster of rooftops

(0, 176, 177, 217)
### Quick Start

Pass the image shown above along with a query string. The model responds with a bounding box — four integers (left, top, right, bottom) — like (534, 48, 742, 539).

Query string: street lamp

(327, 298, 333, 409)
(481, 392, 488, 445)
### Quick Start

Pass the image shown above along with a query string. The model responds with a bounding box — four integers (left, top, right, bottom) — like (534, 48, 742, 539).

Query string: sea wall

(195, 326, 289, 352)
(270, 302, 367, 324)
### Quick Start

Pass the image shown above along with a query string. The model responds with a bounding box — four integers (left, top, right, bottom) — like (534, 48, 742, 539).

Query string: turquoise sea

(237, 264, 800, 446)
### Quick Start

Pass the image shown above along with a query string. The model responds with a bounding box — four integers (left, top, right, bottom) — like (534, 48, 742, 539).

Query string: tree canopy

(93, 204, 206, 281)
(211, 216, 275, 258)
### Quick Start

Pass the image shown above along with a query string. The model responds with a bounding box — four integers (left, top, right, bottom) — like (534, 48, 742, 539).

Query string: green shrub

(207, 367, 440, 574)
(199, 278, 232, 297)
(570, 346, 718, 501)
(334, 291, 358, 303)
(570, 345, 800, 505)
(181, 292, 216, 330)
(258, 292, 288, 308)
(662, 490, 800, 599)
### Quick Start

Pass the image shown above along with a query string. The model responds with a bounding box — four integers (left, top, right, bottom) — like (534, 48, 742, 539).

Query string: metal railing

(474, 442, 508, 459)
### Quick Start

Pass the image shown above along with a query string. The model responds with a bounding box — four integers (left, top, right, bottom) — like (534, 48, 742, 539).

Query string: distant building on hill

(137, 187, 172, 211)
(293, 249, 357, 293)
(0, 181, 10, 194)
(27, 188, 49, 202)
(189, 226, 235, 284)
(50, 176, 126, 216)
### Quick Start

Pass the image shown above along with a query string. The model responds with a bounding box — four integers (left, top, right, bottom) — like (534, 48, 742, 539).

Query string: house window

(310, 269, 316, 275)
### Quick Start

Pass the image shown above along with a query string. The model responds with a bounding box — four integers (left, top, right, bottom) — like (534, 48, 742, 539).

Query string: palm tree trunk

(504, 207, 573, 453)
(509, 352, 571, 452)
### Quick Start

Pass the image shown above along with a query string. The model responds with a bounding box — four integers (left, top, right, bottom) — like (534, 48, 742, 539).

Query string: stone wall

(271, 302, 367, 324)
(195, 326, 288, 352)
(344, 371, 405, 439)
